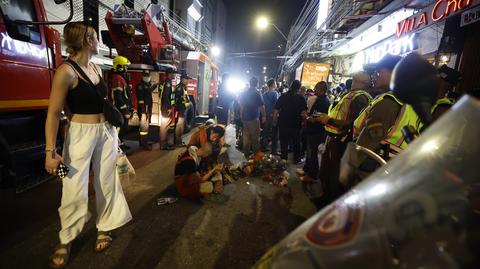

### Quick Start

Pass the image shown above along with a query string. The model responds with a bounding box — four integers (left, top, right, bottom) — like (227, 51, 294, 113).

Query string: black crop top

(65, 59, 108, 114)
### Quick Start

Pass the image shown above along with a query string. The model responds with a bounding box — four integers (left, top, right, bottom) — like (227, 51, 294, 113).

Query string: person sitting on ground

(174, 144, 224, 199)
(188, 124, 226, 162)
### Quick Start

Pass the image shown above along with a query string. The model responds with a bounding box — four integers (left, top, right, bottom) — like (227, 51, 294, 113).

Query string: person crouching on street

(175, 143, 224, 199)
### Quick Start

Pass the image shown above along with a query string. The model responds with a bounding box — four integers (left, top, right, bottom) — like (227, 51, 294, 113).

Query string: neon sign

(396, 0, 478, 37)
(1, 32, 46, 59)
(365, 33, 417, 64)
(351, 34, 417, 73)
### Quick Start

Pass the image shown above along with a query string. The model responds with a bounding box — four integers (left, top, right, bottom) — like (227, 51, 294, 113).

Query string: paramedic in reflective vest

(353, 54, 422, 155)
(173, 71, 192, 147)
(432, 64, 461, 122)
(315, 71, 372, 206)
(111, 56, 133, 150)
(136, 70, 158, 150)
(340, 54, 422, 187)
(159, 68, 176, 150)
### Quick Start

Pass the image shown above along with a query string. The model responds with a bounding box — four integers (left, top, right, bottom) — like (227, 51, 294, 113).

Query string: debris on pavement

(156, 197, 179, 205)
(230, 152, 291, 187)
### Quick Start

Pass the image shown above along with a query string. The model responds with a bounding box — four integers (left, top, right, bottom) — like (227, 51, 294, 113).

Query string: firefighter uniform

(136, 73, 156, 149)
(318, 89, 371, 206)
(172, 80, 190, 146)
(159, 69, 176, 149)
(136, 79, 155, 123)
(111, 56, 132, 145)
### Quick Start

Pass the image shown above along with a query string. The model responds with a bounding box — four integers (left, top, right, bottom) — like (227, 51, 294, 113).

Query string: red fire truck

(0, 1, 176, 193)
(184, 51, 219, 116)
(0, 0, 69, 193)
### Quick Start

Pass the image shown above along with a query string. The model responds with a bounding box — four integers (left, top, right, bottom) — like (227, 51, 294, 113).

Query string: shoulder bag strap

(66, 59, 105, 100)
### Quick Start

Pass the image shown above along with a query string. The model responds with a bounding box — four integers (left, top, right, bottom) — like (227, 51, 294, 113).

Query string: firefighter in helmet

(111, 55, 133, 150)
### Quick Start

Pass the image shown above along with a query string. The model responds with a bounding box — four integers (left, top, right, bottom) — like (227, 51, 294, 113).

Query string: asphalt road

(0, 125, 315, 269)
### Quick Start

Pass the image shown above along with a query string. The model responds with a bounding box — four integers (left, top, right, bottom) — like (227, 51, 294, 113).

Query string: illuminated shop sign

(461, 4, 480, 26)
(1, 32, 46, 59)
(396, 0, 479, 37)
(365, 33, 417, 64)
(351, 33, 417, 72)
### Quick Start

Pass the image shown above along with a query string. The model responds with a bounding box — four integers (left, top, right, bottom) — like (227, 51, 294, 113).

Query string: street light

(211, 46, 221, 57)
(256, 17, 269, 30)
(255, 16, 288, 41)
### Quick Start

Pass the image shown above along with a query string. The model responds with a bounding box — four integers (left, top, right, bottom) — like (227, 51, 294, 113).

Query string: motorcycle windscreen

(255, 96, 480, 269)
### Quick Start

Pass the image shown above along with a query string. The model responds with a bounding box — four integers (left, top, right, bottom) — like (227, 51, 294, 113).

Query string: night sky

(223, 0, 308, 80)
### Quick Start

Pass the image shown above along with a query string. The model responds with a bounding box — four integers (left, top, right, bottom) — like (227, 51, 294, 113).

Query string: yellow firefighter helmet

(113, 56, 130, 72)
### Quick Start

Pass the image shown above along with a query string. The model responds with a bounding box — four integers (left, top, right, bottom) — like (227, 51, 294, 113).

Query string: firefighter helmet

(113, 56, 130, 72)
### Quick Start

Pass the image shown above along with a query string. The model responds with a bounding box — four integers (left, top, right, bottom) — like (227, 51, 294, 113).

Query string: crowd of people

(216, 52, 463, 211)
(43, 21, 468, 269)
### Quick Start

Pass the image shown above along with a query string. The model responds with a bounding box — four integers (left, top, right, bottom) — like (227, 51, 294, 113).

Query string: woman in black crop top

(45, 22, 131, 268)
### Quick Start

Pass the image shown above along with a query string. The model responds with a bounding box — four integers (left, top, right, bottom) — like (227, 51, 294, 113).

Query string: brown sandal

(49, 244, 71, 268)
(94, 231, 113, 252)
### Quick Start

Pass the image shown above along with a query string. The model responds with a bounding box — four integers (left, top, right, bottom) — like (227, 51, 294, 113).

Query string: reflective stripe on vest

(354, 92, 422, 152)
(382, 103, 422, 153)
(431, 97, 454, 114)
(159, 82, 165, 109)
(173, 84, 189, 107)
(159, 81, 176, 108)
(324, 90, 371, 135)
(353, 92, 400, 138)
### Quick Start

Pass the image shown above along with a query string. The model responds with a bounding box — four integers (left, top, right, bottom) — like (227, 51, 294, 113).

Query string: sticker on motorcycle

(306, 196, 363, 247)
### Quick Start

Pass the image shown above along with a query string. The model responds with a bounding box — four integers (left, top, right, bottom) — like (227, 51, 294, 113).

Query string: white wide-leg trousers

(58, 122, 132, 244)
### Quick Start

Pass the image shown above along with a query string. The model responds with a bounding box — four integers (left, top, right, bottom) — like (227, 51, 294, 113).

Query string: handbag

(66, 59, 124, 127)
(116, 148, 136, 187)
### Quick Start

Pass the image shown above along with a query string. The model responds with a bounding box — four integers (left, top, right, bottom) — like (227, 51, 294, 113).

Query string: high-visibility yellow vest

(158, 80, 176, 108)
(173, 84, 190, 108)
(324, 90, 371, 135)
(431, 97, 454, 114)
(353, 92, 422, 153)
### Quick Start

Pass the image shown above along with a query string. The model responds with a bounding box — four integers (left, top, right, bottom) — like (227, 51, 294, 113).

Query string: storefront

(396, 0, 480, 95)
(297, 0, 480, 92)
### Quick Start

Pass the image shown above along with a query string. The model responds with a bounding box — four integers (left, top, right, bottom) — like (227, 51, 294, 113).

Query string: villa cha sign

(396, 0, 480, 37)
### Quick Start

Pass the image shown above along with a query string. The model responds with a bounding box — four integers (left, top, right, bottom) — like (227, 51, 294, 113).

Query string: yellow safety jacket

(324, 90, 371, 135)
(158, 80, 175, 109)
(353, 92, 422, 154)
(172, 83, 190, 109)
(431, 97, 454, 114)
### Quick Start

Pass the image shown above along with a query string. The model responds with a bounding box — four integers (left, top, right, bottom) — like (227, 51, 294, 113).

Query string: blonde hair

(63, 22, 96, 55)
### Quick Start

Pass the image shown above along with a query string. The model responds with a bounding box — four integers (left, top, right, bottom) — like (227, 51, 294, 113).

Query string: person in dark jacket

(159, 68, 176, 150)
(216, 73, 233, 125)
(301, 81, 330, 181)
(172, 71, 191, 147)
(136, 70, 158, 150)
(273, 80, 307, 163)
